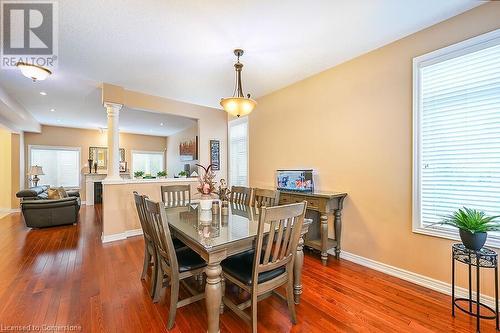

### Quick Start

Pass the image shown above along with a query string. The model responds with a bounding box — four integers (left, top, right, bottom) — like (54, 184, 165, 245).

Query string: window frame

(228, 116, 249, 187)
(28, 144, 81, 189)
(412, 28, 500, 247)
(131, 150, 165, 175)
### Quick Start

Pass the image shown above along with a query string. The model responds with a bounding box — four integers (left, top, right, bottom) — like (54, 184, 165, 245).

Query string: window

(413, 29, 500, 246)
(132, 151, 164, 176)
(29, 145, 81, 188)
(229, 117, 249, 186)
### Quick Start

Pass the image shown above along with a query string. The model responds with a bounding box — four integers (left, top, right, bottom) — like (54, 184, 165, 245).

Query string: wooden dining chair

(144, 198, 206, 329)
(133, 191, 158, 298)
(252, 188, 280, 208)
(161, 185, 191, 207)
(221, 201, 307, 333)
(230, 186, 252, 206)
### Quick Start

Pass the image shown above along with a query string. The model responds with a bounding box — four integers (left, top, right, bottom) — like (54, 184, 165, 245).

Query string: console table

(279, 191, 347, 265)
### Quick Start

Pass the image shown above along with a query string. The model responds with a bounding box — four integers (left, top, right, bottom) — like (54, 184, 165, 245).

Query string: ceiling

(0, 0, 480, 135)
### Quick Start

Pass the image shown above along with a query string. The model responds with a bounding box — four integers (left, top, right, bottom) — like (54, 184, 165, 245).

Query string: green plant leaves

(437, 207, 500, 233)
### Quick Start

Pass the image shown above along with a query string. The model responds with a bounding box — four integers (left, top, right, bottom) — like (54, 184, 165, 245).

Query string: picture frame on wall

(89, 147, 126, 169)
(179, 136, 198, 161)
(210, 140, 220, 171)
(119, 161, 127, 173)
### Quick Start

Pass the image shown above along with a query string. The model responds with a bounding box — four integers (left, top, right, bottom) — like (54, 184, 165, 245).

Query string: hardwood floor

(0, 205, 495, 333)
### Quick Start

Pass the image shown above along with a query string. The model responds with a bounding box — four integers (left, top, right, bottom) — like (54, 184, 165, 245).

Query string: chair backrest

(252, 201, 307, 286)
(230, 186, 252, 206)
(161, 185, 191, 207)
(144, 198, 178, 273)
(252, 188, 280, 208)
(133, 191, 154, 243)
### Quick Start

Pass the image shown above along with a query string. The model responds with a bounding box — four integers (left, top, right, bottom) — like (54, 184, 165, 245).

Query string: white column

(104, 103, 123, 181)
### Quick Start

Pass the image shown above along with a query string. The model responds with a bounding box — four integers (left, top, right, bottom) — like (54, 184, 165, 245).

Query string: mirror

(89, 147, 125, 169)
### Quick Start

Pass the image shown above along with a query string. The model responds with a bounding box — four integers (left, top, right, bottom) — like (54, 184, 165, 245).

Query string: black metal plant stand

(452, 243, 499, 332)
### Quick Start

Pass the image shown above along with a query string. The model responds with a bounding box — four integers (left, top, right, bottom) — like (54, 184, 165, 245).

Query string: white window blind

(229, 118, 248, 187)
(30, 146, 80, 188)
(132, 151, 164, 176)
(413, 29, 500, 246)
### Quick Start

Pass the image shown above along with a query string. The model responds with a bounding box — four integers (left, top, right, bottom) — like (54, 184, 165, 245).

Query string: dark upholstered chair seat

(221, 250, 285, 285)
(172, 238, 187, 250)
(176, 248, 206, 273)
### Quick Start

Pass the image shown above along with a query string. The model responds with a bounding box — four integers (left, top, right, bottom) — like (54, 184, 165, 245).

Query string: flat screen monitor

(276, 169, 314, 193)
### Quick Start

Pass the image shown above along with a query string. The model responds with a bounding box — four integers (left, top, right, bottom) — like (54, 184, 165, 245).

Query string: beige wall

(166, 124, 198, 177)
(250, 3, 500, 296)
(24, 125, 167, 201)
(0, 128, 12, 209)
(0, 129, 20, 209)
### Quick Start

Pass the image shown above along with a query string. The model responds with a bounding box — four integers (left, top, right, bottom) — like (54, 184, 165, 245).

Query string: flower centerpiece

(196, 164, 216, 210)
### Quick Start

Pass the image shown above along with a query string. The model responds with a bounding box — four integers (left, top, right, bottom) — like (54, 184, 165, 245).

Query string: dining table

(165, 201, 312, 333)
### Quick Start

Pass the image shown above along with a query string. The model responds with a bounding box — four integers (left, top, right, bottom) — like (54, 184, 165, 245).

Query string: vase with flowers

(196, 163, 216, 211)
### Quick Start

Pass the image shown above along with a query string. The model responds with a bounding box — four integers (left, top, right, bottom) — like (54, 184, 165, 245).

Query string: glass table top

(165, 202, 268, 250)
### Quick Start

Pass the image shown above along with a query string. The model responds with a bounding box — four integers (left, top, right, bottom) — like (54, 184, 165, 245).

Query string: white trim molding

(101, 228, 143, 243)
(337, 250, 497, 309)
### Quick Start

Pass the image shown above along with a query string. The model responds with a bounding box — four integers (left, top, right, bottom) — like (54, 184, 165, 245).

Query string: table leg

(320, 214, 328, 265)
(205, 262, 222, 333)
(452, 255, 455, 317)
(334, 208, 342, 259)
(476, 253, 480, 333)
(294, 235, 305, 304)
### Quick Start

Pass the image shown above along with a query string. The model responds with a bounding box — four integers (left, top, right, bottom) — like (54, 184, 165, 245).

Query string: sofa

(16, 185, 81, 228)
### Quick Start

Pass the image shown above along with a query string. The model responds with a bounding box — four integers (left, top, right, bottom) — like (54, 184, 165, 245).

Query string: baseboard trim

(337, 250, 497, 309)
(101, 228, 143, 243)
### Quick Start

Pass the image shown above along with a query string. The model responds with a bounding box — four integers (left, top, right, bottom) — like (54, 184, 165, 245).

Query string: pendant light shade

(220, 49, 256, 117)
(16, 62, 52, 81)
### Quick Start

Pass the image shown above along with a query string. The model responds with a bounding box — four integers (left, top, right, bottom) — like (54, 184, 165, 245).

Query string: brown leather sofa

(16, 186, 81, 228)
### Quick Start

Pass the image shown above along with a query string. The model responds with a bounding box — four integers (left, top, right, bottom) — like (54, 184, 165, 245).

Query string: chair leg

(153, 260, 164, 303)
(149, 250, 158, 298)
(167, 279, 180, 330)
(141, 244, 150, 280)
(251, 293, 258, 333)
(286, 278, 297, 324)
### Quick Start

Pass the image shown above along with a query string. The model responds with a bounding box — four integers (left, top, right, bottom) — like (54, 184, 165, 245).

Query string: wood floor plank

(0, 206, 496, 332)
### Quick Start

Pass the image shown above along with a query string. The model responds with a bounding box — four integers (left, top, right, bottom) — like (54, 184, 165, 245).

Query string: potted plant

(432, 207, 500, 250)
(134, 171, 144, 179)
(157, 170, 167, 179)
(196, 164, 216, 211)
(178, 171, 188, 178)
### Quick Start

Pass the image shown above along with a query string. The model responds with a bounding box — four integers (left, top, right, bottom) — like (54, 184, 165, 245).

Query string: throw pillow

(47, 188, 62, 200)
(58, 187, 69, 198)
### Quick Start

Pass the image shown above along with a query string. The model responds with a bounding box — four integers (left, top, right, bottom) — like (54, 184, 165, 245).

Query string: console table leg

(320, 214, 328, 265)
(334, 208, 342, 259)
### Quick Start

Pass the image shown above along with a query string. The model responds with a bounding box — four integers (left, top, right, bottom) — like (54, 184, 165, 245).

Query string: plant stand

(452, 243, 499, 332)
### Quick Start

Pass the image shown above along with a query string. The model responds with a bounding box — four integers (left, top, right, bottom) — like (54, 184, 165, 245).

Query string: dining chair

(133, 191, 158, 298)
(252, 188, 280, 208)
(221, 201, 307, 333)
(161, 185, 191, 207)
(230, 186, 252, 206)
(144, 198, 207, 329)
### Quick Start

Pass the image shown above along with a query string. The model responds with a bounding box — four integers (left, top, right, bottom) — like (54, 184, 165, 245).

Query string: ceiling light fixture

(160, 122, 164, 126)
(16, 62, 52, 81)
(40, 91, 47, 96)
(50, 108, 55, 112)
(220, 49, 257, 118)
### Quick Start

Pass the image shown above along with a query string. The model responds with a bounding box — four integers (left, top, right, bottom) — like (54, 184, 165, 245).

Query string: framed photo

(89, 147, 126, 169)
(119, 161, 127, 172)
(179, 136, 198, 161)
(210, 140, 220, 171)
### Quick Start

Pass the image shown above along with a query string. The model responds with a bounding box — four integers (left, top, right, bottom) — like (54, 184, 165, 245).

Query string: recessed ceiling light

(40, 91, 47, 96)
(50, 108, 55, 112)
(160, 122, 164, 126)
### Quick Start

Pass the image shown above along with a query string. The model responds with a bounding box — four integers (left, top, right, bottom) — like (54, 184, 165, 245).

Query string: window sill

(413, 226, 500, 249)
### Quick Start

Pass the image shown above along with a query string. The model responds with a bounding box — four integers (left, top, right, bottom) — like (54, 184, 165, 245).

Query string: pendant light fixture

(16, 62, 52, 81)
(220, 49, 256, 117)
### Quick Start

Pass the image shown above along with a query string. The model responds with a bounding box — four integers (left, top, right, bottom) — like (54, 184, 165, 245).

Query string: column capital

(104, 102, 123, 116)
